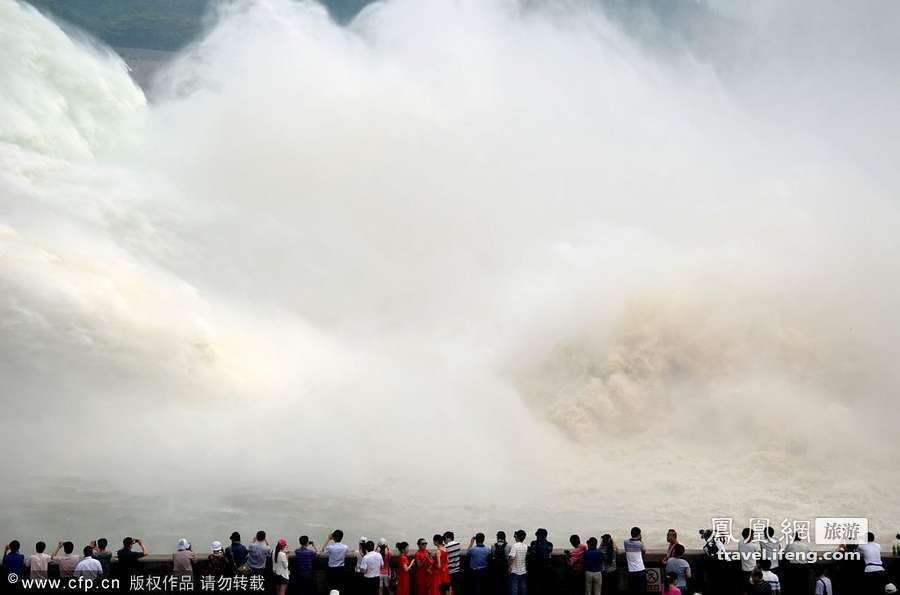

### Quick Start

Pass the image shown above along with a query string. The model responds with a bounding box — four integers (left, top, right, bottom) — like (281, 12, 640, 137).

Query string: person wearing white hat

(173, 538, 195, 578)
(885, 584, 898, 594)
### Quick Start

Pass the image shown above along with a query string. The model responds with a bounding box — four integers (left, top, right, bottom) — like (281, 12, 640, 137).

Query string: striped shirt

(762, 569, 781, 594)
(446, 541, 461, 574)
(624, 539, 645, 572)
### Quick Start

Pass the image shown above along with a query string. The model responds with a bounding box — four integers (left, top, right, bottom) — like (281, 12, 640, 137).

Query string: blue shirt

(2, 552, 25, 575)
(226, 543, 248, 567)
(665, 558, 690, 588)
(294, 548, 315, 574)
(468, 545, 491, 570)
(247, 542, 271, 570)
(583, 548, 603, 573)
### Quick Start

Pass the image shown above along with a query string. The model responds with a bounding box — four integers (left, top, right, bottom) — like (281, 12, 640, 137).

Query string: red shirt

(568, 543, 587, 571)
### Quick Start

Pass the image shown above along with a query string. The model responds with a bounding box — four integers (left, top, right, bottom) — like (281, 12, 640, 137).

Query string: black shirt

(528, 539, 553, 569)
(116, 548, 146, 578)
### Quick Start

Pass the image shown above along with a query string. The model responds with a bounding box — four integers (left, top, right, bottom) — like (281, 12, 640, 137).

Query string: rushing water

(2, 0, 899, 552)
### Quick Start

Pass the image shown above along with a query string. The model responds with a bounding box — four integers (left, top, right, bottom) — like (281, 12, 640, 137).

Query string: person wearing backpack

(814, 567, 833, 595)
(528, 529, 553, 595)
(491, 531, 511, 595)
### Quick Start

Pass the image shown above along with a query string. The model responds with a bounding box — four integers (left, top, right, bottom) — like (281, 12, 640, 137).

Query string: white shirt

(273, 550, 290, 579)
(508, 542, 527, 575)
(359, 551, 383, 578)
(858, 542, 884, 572)
(74, 557, 103, 578)
(325, 543, 348, 568)
(738, 540, 759, 572)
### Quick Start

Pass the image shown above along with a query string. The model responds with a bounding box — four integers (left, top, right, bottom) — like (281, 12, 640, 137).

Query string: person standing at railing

(25, 541, 50, 579)
(247, 531, 271, 577)
(395, 542, 413, 595)
(414, 538, 435, 595)
(294, 536, 318, 595)
(433, 534, 450, 595)
(323, 530, 349, 594)
(206, 541, 229, 578)
(491, 532, 511, 595)
(528, 529, 553, 595)
(564, 534, 586, 595)
(2, 540, 26, 582)
(91, 538, 113, 577)
(466, 533, 491, 595)
(377, 539, 393, 595)
(599, 534, 617, 595)
(225, 532, 249, 575)
(507, 530, 528, 595)
(858, 531, 886, 595)
(623, 527, 646, 594)
(172, 538, 194, 579)
(582, 537, 603, 595)
(444, 532, 462, 595)
(74, 545, 103, 580)
(273, 538, 290, 595)
(116, 537, 148, 585)
(53, 541, 82, 578)
(358, 540, 384, 595)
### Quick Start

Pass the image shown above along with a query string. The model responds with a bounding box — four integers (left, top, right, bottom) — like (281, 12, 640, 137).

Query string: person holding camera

(116, 537, 148, 584)
(323, 530, 349, 594)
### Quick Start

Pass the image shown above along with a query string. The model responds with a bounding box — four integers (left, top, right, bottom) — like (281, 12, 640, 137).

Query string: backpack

(491, 542, 507, 568)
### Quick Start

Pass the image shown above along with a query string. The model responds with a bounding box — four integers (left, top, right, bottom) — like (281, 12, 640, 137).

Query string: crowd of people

(2, 527, 897, 594)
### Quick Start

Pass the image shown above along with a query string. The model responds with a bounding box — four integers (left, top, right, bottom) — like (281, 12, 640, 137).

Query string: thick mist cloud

(1, 0, 898, 548)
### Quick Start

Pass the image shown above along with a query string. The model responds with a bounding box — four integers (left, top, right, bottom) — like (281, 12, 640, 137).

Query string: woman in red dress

(413, 538, 433, 595)
(396, 541, 413, 595)
(432, 534, 450, 595)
